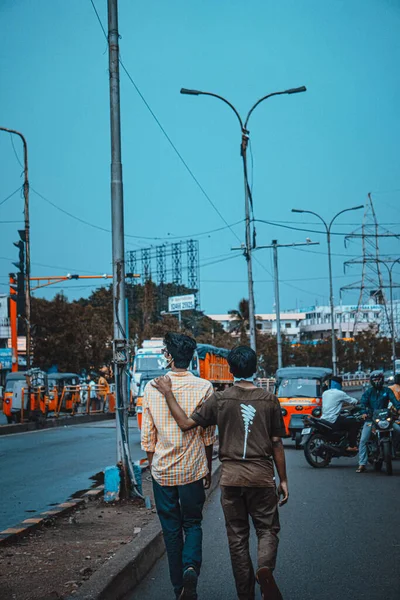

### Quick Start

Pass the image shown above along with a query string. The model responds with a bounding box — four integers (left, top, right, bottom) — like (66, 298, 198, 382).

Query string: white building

(300, 304, 382, 340)
(207, 312, 305, 342)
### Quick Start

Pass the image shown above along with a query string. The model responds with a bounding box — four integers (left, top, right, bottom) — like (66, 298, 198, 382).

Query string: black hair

(228, 346, 257, 379)
(164, 332, 197, 369)
(395, 374, 400, 385)
(330, 375, 343, 385)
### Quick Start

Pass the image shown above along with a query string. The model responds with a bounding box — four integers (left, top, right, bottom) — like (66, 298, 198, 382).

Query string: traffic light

(10, 230, 26, 318)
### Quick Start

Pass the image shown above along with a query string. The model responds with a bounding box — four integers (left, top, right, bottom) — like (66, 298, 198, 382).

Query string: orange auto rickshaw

(47, 373, 81, 415)
(2, 370, 47, 423)
(275, 367, 332, 448)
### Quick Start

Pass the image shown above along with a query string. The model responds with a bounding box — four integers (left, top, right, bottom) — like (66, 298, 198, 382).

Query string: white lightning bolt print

(240, 403, 256, 459)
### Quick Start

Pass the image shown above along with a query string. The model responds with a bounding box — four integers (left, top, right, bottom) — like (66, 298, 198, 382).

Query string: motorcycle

(301, 408, 364, 468)
(366, 408, 397, 476)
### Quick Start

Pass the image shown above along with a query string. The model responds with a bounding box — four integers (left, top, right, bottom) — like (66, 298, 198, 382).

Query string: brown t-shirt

(191, 385, 286, 487)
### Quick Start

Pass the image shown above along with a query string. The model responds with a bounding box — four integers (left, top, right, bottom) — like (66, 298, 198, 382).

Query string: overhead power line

(88, 0, 242, 245)
(0, 186, 22, 208)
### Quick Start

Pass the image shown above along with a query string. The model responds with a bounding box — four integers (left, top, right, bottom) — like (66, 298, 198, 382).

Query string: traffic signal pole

(9, 275, 18, 373)
(0, 127, 31, 373)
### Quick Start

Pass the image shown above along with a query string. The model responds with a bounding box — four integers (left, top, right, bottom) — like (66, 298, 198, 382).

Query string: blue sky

(1, 0, 399, 314)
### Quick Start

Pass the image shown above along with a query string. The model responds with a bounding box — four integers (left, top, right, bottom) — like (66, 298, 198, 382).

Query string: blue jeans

(152, 477, 206, 596)
(358, 421, 373, 466)
(359, 421, 400, 465)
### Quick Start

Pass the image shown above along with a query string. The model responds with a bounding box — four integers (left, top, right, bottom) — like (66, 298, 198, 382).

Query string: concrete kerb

(69, 461, 223, 600)
(0, 412, 114, 436)
(0, 486, 104, 546)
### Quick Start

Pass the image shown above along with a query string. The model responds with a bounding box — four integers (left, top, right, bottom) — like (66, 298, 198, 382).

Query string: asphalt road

(0, 418, 146, 530)
(132, 442, 399, 600)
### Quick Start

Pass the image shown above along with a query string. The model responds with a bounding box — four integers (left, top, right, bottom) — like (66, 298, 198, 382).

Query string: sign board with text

(0, 348, 13, 370)
(168, 294, 196, 313)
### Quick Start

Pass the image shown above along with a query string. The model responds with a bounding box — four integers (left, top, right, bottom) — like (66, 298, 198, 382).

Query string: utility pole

(107, 0, 138, 498)
(181, 85, 307, 352)
(257, 239, 319, 369)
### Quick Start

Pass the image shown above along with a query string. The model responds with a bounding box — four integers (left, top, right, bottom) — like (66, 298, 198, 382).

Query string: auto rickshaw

(2, 370, 47, 423)
(275, 367, 332, 448)
(47, 373, 81, 415)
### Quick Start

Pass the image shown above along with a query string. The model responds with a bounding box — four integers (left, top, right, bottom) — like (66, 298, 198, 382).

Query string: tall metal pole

(327, 230, 337, 375)
(257, 240, 319, 369)
(292, 206, 363, 376)
(107, 0, 135, 497)
(241, 133, 256, 351)
(0, 127, 31, 374)
(272, 240, 282, 369)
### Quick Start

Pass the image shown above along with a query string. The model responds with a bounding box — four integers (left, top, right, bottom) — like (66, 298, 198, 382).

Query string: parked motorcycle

(301, 409, 363, 468)
(366, 408, 397, 476)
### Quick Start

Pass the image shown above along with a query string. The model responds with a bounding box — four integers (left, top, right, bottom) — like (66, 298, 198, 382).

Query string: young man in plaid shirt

(141, 332, 216, 600)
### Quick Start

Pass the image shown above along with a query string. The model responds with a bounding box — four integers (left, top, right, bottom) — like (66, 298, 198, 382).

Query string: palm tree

(229, 298, 250, 344)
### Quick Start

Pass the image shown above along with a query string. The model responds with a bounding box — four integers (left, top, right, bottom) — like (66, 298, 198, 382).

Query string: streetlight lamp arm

(244, 86, 307, 129)
(291, 208, 328, 231)
(328, 205, 364, 231)
(180, 88, 244, 130)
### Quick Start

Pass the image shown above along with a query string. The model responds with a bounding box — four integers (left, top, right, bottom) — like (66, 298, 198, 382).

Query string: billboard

(168, 294, 196, 313)
(0, 348, 12, 370)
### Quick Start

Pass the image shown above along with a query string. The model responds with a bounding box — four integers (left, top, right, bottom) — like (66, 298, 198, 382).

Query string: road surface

(132, 444, 399, 600)
(0, 418, 146, 530)
(0, 388, 363, 532)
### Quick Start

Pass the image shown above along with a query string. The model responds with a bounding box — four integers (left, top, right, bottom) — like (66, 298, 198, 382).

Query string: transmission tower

(341, 193, 391, 334)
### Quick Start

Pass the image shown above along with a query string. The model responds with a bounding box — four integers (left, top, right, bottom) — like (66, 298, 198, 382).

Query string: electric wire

(89, 0, 242, 246)
(0, 187, 22, 208)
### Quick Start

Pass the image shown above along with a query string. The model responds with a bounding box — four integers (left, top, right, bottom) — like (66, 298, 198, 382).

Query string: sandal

(356, 465, 366, 473)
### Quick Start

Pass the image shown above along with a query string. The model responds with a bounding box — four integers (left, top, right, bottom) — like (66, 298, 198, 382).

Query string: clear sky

(1, 0, 399, 315)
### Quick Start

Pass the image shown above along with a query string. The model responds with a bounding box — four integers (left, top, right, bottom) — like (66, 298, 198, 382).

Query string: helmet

(370, 370, 384, 388)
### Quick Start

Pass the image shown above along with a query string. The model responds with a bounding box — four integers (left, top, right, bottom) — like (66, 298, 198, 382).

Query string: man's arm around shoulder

(151, 376, 198, 431)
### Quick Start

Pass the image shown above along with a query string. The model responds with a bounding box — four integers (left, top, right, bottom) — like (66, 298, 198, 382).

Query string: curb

(68, 461, 222, 600)
(0, 413, 114, 436)
(0, 486, 104, 546)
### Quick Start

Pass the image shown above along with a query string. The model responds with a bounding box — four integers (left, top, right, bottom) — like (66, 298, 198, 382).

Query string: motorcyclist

(356, 371, 400, 473)
(321, 376, 360, 452)
(389, 374, 400, 402)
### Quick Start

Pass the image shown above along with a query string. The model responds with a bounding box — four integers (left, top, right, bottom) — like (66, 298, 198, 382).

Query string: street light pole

(107, 0, 138, 498)
(0, 127, 31, 375)
(181, 85, 307, 352)
(292, 206, 363, 375)
(257, 239, 319, 369)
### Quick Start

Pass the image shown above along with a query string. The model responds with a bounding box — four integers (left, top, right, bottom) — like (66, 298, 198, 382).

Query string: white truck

(132, 338, 199, 386)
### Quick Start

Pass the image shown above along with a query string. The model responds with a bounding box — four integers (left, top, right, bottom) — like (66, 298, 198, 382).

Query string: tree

(228, 298, 250, 344)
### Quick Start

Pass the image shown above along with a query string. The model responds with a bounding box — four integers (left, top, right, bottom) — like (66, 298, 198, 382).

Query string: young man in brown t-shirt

(152, 346, 288, 600)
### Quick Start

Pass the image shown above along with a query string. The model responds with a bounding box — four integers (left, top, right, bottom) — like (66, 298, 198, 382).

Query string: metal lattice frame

(126, 240, 200, 307)
(341, 194, 391, 334)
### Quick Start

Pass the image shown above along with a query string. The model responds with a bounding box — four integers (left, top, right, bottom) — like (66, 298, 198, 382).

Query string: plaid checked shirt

(141, 371, 217, 486)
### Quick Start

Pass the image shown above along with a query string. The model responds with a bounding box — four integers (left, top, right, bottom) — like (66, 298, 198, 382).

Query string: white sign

(168, 294, 196, 313)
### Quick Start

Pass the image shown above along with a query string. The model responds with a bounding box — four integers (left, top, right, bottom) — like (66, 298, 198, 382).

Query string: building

(299, 304, 382, 340)
(208, 302, 386, 343)
(207, 312, 306, 343)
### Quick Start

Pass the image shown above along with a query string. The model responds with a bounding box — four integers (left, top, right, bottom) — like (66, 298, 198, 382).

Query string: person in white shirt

(321, 376, 359, 451)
